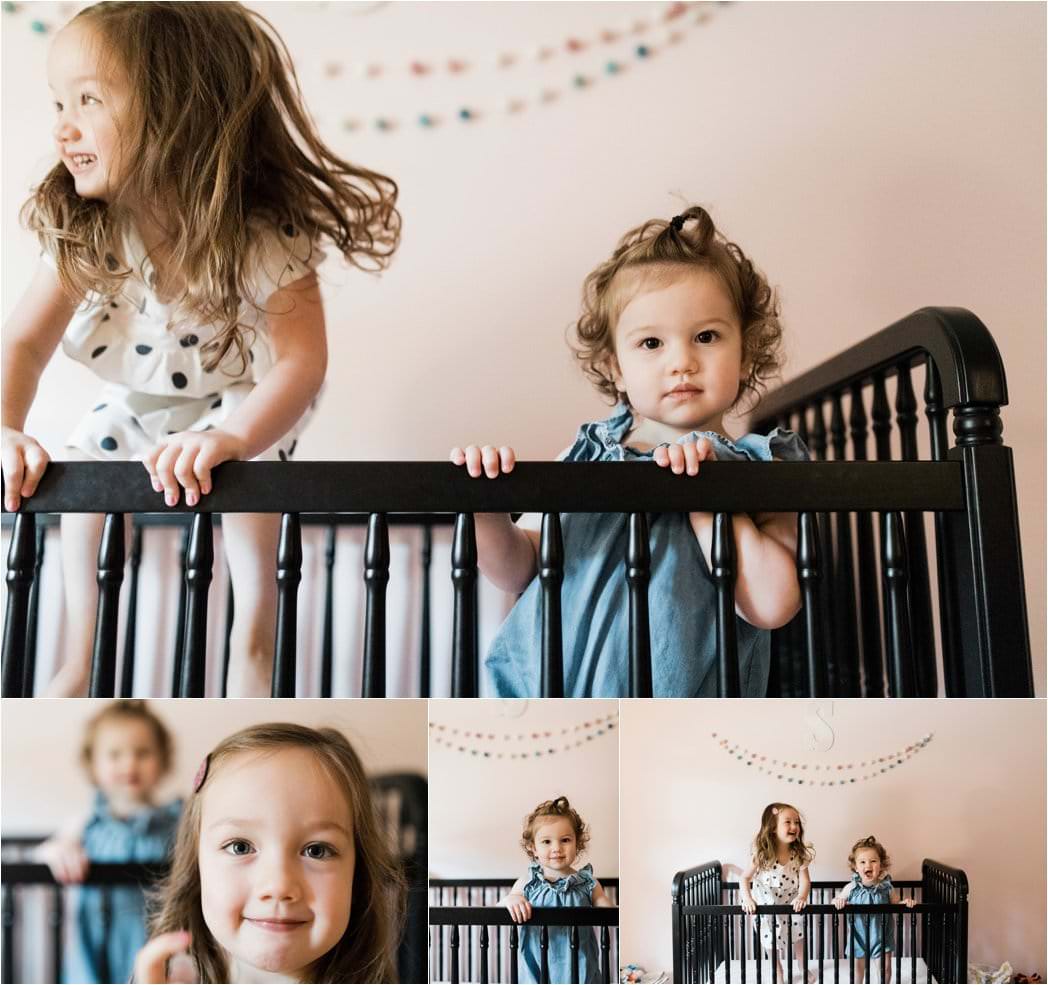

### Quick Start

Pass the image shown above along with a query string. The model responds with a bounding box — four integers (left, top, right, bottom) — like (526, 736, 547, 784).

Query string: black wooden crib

(2, 307, 1033, 699)
(671, 860, 968, 984)
(429, 876, 619, 984)
(0, 771, 427, 985)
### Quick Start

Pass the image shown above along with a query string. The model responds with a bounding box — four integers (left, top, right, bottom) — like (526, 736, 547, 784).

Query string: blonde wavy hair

(520, 796, 591, 859)
(149, 723, 406, 984)
(571, 205, 783, 410)
(23, 1, 400, 373)
(751, 802, 816, 871)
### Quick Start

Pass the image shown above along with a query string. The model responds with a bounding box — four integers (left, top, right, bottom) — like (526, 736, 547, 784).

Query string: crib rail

(429, 905, 619, 984)
(672, 860, 966, 985)
(3, 308, 1032, 699)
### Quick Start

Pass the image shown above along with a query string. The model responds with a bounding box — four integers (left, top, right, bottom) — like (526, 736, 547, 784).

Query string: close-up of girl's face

(611, 268, 746, 437)
(530, 816, 579, 873)
(197, 747, 356, 980)
(90, 717, 164, 803)
(46, 19, 130, 202)
(774, 808, 801, 845)
(853, 847, 885, 884)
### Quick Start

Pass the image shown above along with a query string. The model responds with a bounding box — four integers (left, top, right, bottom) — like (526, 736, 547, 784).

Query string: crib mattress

(713, 958, 934, 984)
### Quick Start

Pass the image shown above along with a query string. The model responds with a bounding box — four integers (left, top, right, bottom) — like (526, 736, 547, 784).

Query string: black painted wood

(320, 523, 336, 698)
(220, 577, 233, 698)
(451, 513, 478, 698)
(179, 513, 213, 698)
(829, 392, 860, 695)
(119, 523, 142, 697)
(711, 512, 739, 697)
(627, 512, 653, 698)
(171, 523, 190, 697)
(2, 513, 35, 697)
(89, 513, 124, 698)
(798, 512, 826, 697)
(272, 512, 302, 697)
(362, 512, 390, 698)
(539, 512, 564, 698)
(21, 523, 45, 697)
(420, 525, 432, 698)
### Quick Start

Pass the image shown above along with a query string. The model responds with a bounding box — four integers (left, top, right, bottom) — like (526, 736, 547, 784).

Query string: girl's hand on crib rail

(450, 444, 516, 478)
(35, 835, 88, 883)
(740, 893, 757, 914)
(133, 931, 195, 983)
(652, 436, 715, 476)
(503, 892, 533, 923)
(1, 426, 50, 512)
(791, 894, 808, 912)
(141, 430, 247, 507)
(832, 896, 848, 910)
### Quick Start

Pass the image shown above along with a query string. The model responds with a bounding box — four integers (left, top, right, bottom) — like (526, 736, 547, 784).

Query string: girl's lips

(245, 918, 309, 933)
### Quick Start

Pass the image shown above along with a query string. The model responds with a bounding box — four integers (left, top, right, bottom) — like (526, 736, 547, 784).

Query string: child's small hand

(37, 837, 88, 883)
(903, 897, 916, 908)
(653, 436, 715, 476)
(792, 894, 808, 912)
(450, 444, 516, 479)
(141, 429, 247, 507)
(132, 931, 194, 984)
(504, 892, 533, 923)
(833, 897, 848, 911)
(1, 426, 50, 511)
(740, 894, 757, 914)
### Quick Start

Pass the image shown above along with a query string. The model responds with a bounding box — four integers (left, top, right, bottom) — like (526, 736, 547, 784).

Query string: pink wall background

(2, 2, 1044, 681)
(619, 699, 1047, 977)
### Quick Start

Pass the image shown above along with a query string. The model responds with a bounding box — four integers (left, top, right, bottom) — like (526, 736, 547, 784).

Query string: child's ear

(603, 354, 627, 395)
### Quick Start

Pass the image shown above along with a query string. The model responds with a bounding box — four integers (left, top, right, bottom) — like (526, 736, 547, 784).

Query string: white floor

(712, 958, 935, 984)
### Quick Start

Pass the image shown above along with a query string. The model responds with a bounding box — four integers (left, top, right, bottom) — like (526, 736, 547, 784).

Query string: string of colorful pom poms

(430, 713, 618, 758)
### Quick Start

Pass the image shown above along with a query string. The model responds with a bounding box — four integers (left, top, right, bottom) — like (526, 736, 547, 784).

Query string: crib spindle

(831, 909, 839, 984)
(601, 924, 611, 983)
(321, 523, 336, 698)
(170, 522, 190, 696)
(510, 923, 519, 984)
(451, 513, 479, 698)
(711, 512, 740, 697)
(2, 512, 35, 697)
(271, 512, 301, 698)
(828, 393, 860, 695)
(881, 512, 916, 697)
(449, 923, 460, 984)
(910, 908, 917, 984)
(179, 513, 213, 698)
(895, 362, 937, 696)
(626, 512, 653, 698)
(849, 383, 885, 697)
(478, 924, 489, 984)
(539, 511, 564, 698)
(119, 522, 142, 697)
(1, 883, 14, 985)
(569, 924, 580, 984)
(49, 883, 62, 982)
(808, 402, 837, 693)
(540, 924, 550, 983)
(89, 513, 125, 698)
(19, 521, 45, 698)
(420, 524, 432, 698)
(221, 576, 234, 697)
(362, 512, 390, 698)
(797, 512, 826, 697)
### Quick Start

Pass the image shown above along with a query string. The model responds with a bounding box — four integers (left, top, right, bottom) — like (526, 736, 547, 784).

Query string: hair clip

(670, 214, 686, 232)
(771, 807, 780, 815)
(193, 754, 211, 793)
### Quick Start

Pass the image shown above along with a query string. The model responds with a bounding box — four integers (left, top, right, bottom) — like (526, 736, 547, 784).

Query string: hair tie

(193, 754, 211, 793)
(670, 214, 686, 232)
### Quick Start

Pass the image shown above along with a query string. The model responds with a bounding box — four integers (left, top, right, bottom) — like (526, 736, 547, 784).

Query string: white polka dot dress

(751, 858, 807, 951)
(49, 219, 325, 462)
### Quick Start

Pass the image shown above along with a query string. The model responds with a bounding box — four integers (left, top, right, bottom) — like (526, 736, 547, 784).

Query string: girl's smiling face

(198, 748, 356, 981)
(530, 816, 579, 874)
(853, 847, 885, 885)
(610, 267, 747, 440)
(47, 19, 130, 201)
(774, 808, 802, 845)
(90, 717, 164, 807)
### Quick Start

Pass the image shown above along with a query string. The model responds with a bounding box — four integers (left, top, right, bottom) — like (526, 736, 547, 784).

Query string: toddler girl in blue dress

(833, 836, 915, 983)
(35, 701, 181, 984)
(500, 796, 614, 984)
(452, 205, 807, 697)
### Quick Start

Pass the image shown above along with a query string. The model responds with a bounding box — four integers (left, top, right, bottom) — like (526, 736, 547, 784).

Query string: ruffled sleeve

(679, 427, 810, 463)
(242, 219, 327, 306)
(572, 863, 597, 899)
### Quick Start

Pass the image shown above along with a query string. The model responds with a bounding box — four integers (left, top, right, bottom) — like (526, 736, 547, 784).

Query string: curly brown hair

(80, 700, 173, 779)
(848, 836, 892, 873)
(24, 1, 400, 374)
(571, 205, 783, 410)
(751, 802, 816, 871)
(149, 723, 406, 984)
(520, 796, 590, 860)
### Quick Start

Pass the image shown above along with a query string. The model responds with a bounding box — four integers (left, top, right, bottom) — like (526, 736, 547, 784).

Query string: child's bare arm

(832, 881, 855, 909)
(591, 879, 615, 907)
(1, 262, 78, 509)
(499, 876, 533, 923)
(739, 862, 758, 913)
(34, 807, 93, 884)
(143, 272, 327, 506)
(449, 445, 540, 593)
(793, 865, 811, 911)
(889, 887, 916, 908)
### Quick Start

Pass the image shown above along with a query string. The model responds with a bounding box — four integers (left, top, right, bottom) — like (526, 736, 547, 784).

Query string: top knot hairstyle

(80, 699, 173, 778)
(25, 1, 400, 373)
(848, 835, 892, 872)
(571, 205, 783, 409)
(520, 796, 590, 859)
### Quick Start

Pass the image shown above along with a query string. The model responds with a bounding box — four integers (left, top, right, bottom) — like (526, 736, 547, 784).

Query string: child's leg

(222, 512, 280, 698)
(44, 512, 132, 697)
(853, 956, 866, 984)
(881, 951, 893, 984)
(793, 938, 815, 982)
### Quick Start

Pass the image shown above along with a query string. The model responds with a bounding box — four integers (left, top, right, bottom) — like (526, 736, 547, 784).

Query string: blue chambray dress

(845, 874, 895, 958)
(64, 793, 182, 985)
(519, 862, 601, 984)
(485, 404, 809, 698)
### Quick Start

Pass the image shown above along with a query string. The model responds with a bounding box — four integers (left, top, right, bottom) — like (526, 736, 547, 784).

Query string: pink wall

(619, 699, 1047, 977)
(2, 2, 1043, 681)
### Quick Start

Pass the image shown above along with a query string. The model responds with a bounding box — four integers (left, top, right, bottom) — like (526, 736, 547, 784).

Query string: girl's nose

(669, 342, 699, 374)
(52, 111, 80, 144)
(255, 857, 302, 902)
